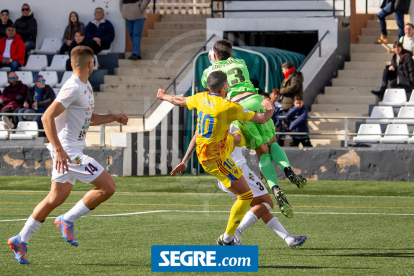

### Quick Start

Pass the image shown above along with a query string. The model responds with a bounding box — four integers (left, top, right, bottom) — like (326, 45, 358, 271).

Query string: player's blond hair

(70, 46, 94, 69)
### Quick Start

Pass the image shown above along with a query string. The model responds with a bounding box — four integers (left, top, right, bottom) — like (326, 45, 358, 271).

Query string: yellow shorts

(202, 134, 243, 188)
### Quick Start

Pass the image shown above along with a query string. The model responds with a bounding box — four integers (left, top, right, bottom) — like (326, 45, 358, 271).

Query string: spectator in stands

(372, 41, 414, 98)
(0, 72, 28, 128)
(15, 3, 37, 53)
(0, 26, 25, 72)
(59, 12, 85, 54)
(85, 7, 115, 55)
(120, 0, 150, 60)
(0, 9, 13, 39)
(285, 95, 312, 147)
(399, 23, 414, 54)
(270, 88, 284, 130)
(17, 75, 55, 131)
(66, 30, 91, 71)
(376, 0, 410, 44)
(279, 61, 304, 111)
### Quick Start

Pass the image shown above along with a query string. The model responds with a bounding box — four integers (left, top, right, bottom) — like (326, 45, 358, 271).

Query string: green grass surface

(1, 176, 414, 275)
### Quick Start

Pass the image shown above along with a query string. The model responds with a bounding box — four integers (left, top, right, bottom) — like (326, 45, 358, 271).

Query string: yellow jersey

(186, 92, 255, 165)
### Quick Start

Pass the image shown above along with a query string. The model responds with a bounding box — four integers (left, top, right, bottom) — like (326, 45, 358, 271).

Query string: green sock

(259, 154, 279, 189)
(270, 142, 291, 170)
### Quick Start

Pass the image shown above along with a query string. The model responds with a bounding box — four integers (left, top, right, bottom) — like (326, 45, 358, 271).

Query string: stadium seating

(366, 106, 394, 124)
(56, 71, 72, 88)
(94, 55, 98, 70)
(379, 89, 407, 107)
(53, 88, 60, 96)
(15, 71, 34, 86)
(353, 124, 382, 143)
(99, 44, 113, 55)
(20, 55, 48, 71)
(0, 123, 9, 139)
(405, 91, 414, 106)
(0, 71, 8, 87)
(0, 67, 11, 72)
(380, 124, 409, 144)
(46, 55, 69, 71)
(394, 107, 414, 124)
(38, 71, 58, 87)
(408, 131, 414, 143)
(10, 121, 39, 140)
(35, 38, 61, 54)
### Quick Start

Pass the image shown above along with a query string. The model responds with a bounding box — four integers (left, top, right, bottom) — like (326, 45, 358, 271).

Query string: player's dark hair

(294, 95, 303, 101)
(207, 71, 227, 92)
(281, 61, 294, 70)
(213, 39, 232, 61)
(394, 41, 403, 48)
(1, 9, 9, 15)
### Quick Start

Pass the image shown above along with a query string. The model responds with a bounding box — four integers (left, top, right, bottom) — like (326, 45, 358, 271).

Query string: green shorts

(232, 94, 276, 149)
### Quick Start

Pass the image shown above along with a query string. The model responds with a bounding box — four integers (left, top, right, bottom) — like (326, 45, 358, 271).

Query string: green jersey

(201, 57, 258, 99)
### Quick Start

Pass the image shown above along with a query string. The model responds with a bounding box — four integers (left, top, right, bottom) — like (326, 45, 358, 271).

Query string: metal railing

(131, 34, 216, 131)
(297, 30, 330, 71)
(3, 113, 414, 148)
(211, 0, 346, 18)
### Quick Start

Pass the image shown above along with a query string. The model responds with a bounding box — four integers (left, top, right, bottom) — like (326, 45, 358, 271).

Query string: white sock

(223, 233, 234, 243)
(63, 199, 92, 223)
(266, 217, 290, 241)
(19, 216, 43, 243)
(237, 211, 258, 233)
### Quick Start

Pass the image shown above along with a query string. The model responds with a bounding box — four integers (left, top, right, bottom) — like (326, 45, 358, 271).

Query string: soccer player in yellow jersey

(157, 71, 275, 245)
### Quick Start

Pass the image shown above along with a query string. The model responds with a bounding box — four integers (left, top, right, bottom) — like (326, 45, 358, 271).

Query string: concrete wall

(0, 147, 124, 176)
(6, 0, 125, 52)
(243, 147, 414, 181)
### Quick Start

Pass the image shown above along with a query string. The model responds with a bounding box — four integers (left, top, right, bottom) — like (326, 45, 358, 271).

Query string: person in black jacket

(84, 7, 115, 54)
(17, 74, 55, 131)
(376, 0, 411, 44)
(372, 42, 414, 99)
(66, 30, 92, 71)
(14, 3, 37, 53)
(0, 10, 13, 39)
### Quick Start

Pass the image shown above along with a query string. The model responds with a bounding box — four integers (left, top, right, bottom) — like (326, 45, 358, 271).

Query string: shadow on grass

(259, 265, 371, 270)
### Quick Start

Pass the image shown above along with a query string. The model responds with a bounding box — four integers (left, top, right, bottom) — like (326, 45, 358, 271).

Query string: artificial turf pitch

(1, 176, 413, 275)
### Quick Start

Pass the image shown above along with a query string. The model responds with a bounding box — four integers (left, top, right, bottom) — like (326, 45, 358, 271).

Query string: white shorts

(218, 163, 268, 200)
(50, 147, 104, 185)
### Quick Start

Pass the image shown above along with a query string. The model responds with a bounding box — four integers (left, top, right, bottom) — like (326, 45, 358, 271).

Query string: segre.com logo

(151, 245, 258, 272)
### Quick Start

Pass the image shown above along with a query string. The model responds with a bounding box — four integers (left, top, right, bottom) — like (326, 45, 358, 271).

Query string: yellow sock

(225, 190, 253, 235)
(234, 130, 248, 148)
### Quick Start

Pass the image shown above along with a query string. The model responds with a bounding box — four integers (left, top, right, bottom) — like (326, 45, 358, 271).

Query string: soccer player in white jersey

(172, 125, 307, 248)
(8, 46, 128, 264)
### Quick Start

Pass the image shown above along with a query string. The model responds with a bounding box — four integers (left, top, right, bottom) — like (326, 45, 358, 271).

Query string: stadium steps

(310, 15, 409, 147)
(88, 14, 207, 146)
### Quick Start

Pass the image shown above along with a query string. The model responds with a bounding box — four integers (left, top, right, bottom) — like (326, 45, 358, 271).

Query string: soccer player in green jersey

(201, 39, 307, 218)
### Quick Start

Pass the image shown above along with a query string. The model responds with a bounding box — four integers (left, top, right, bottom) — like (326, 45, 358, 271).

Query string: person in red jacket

(0, 25, 25, 72)
(0, 71, 28, 128)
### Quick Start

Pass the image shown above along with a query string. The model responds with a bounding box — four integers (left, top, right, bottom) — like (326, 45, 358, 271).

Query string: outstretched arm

(157, 89, 187, 107)
(249, 98, 274, 124)
(90, 113, 128, 126)
(170, 132, 198, 175)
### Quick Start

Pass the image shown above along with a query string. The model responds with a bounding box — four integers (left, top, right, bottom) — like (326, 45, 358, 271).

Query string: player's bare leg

(235, 193, 307, 248)
(82, 170, 116, 209)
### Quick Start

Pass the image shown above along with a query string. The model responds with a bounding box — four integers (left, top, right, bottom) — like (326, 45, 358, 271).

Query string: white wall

(5, 0, 125, 52)
(223, 0, 351, 18)
(206, 17, 338, 91)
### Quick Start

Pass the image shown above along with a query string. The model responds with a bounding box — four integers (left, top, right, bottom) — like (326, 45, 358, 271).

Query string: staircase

(86, 14, 208, 146)
(310, 14, 409, 147)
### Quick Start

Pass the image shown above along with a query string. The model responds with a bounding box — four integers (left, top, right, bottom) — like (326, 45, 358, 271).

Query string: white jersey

(47, 75, 94, 151)
(229, 124, 247, 167)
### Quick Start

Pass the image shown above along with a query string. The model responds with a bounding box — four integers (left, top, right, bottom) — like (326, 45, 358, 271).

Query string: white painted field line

(1, 190, 413, 198)
(2, 210, 414, 223)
